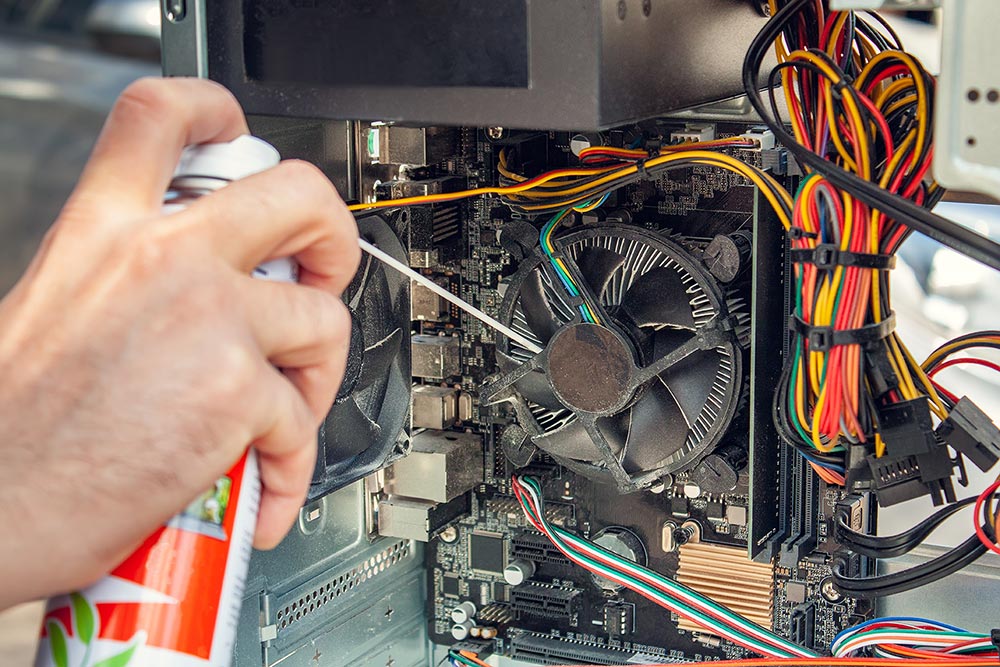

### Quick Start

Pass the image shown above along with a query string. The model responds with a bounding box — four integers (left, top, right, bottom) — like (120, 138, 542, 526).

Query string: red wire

(972, 477, 1000, 555)
(510, 477, 805, 658)
(549, 657, 1000, 667)
(928, 357, 1000, 379)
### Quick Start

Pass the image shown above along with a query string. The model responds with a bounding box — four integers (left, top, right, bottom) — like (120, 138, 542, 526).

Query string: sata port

(510, 582, 580, 618)
(789, 602, 816, 648)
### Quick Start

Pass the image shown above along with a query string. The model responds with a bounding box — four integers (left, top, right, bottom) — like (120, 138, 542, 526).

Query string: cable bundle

(511, 474, 815, 659)
(496, 146, 793, 219)
(832, 618, 999, 660)
(742, 0, 970, 502)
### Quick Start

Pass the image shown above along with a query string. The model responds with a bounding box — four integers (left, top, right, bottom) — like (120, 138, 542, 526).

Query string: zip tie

(359, 238, 544, 355)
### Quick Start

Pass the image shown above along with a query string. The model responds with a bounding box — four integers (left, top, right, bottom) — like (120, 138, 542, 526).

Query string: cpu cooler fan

(483, 224, 745, 492)
(310, 215, 410, 499)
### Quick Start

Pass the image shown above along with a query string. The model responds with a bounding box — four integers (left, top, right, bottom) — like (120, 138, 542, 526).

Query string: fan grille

(500, 225, 743, 481)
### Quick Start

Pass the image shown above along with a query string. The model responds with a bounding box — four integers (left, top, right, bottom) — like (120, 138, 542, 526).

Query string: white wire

(359, 238, 543, 354)
(515, 477, 811, 658)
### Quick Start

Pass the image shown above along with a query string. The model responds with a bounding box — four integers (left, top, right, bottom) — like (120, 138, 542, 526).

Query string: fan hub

(546, 323, 634, 414)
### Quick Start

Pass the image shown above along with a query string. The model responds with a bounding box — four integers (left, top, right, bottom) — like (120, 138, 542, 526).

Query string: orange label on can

(37, 451, 260, 667)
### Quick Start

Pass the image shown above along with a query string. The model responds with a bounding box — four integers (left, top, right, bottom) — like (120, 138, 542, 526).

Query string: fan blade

(496, 344, 562, 408)
(514, 370, 564, 411)
(519, 269, 562, 345)
(319, 396, 380, 464)
(534, 418, 603, 462)
(620, 267, 697, 329)
(534, 414, 629, 463)
(574, 246, 625, 300)
(346, 254, 375, 311)
(658, 343, 722, 425)
(356, 327, 402, 391)
(335, 314, 366, 402)
(651, 327, 694, 357)
(620, 378, 690, 473)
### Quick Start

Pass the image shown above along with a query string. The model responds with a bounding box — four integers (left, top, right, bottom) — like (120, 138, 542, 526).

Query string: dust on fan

(484, 225, 746, 492)
(310, 215, 411, 499)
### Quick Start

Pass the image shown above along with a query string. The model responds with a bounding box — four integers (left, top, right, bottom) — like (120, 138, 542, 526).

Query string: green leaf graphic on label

(70, 592, 97, 646)
(46, 620, 69, 667)
(91, 643, 139, 667)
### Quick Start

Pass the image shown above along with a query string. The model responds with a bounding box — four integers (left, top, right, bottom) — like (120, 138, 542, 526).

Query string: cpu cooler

(483, 224, 746, 492)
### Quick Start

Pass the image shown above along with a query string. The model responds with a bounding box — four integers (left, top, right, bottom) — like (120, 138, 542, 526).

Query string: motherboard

(363, 121, 877, 664)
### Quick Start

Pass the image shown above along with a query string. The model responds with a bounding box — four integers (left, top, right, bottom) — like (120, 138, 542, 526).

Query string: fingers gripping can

(35, 136, 295, 667)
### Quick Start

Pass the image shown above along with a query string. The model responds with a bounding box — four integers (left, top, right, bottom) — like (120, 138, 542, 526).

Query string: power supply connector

(866, 447, 956, 507)
(936, 396, 1000, 472)
(738, 127, 775, 151)
(877, 398, 937, 458)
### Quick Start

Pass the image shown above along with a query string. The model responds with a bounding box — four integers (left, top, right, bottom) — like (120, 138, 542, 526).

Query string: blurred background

(0, 4, 996, 665)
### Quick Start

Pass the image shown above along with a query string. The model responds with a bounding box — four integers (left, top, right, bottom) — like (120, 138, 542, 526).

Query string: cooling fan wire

(540, 208, 602, 325)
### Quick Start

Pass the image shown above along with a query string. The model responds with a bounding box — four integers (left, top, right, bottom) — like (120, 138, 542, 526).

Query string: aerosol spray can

(35, 136, 294, 667)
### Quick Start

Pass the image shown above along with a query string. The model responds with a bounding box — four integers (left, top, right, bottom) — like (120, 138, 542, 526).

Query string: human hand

(0, 77, 359, 608)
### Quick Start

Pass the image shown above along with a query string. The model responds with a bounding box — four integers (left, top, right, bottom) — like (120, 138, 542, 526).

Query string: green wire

(519, 476, 810, 658)
(447, 651, 479, 667)
(539, 208, 599, 324)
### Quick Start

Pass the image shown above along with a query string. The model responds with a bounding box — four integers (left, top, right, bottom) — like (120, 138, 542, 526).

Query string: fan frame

(309, 213, 412, 500)
(484, 224, 744, 493)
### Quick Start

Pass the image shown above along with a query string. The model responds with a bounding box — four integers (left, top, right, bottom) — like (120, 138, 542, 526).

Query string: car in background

(0, 0, 159, 294)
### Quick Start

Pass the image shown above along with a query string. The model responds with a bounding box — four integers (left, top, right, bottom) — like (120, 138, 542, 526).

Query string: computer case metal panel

(167, 0, 771, 131)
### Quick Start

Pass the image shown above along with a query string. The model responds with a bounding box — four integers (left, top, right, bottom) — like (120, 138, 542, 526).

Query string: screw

(487, 127, 504, 140)
(820, 578, 843, 602)
(439, 525, 459, 543)
(617, 0, 627, 20)
(642, 0, 651, 16)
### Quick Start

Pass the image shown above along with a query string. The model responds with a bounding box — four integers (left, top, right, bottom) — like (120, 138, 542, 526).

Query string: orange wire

(458, 651, 492, 667)
(550, 658, 999, 667)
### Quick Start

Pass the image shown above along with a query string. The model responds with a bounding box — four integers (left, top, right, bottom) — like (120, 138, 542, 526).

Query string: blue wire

(796, 449, 847, 475)
(831, 616, 970, 652)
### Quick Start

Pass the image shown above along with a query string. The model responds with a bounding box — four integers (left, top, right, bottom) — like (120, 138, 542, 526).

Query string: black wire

(834, 496, 980, 558)
(832, 531, 988, 598)
(742, 0, 1000, 272)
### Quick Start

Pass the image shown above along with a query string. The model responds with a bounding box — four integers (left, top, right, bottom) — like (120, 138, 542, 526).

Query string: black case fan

(310, 215, 410, 499)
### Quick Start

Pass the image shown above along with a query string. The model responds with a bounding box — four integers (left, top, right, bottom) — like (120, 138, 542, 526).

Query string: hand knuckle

(112, 226, 171, 281)
(115, 78, 177, 125)
(279, 158, 328, 186)
(326, 296, 352, 341)
(209, 343, 259, 399)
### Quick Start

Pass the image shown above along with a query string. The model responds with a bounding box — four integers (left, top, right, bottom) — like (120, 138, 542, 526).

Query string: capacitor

(451, 601, 477, 624)
(480, 627, 498, 640)
(503, 559, 537, 586)
(690, 443, 749, 493)
(590, 527, 647, 592)
(703, 230, 753, 283)
(451, 620, 474, 641)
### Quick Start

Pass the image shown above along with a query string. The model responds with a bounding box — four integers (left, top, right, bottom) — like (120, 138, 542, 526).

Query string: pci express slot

(510, 631, 675, 666)
(510, 530, 572, 565)
(510, 582, 580, 619)
(778, 454, 819, 568)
